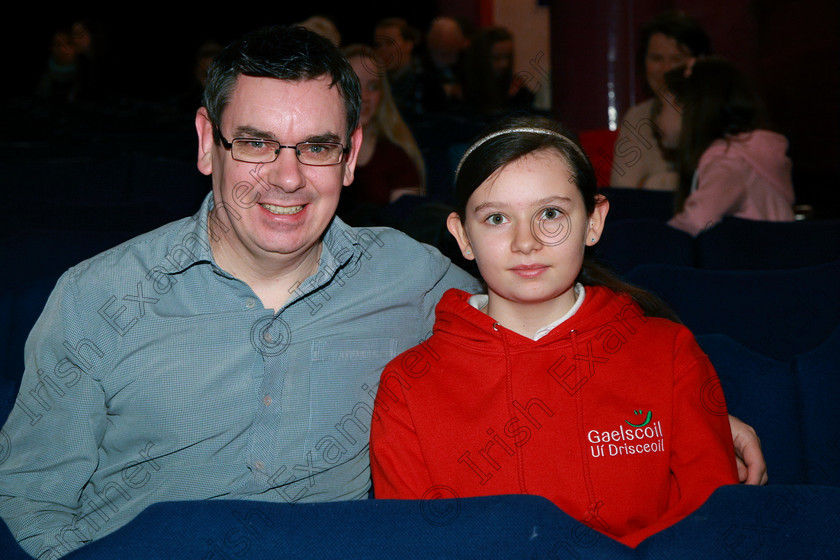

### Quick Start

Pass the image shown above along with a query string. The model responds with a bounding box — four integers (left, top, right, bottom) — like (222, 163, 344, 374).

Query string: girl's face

(447, 150, 608, 319)
(350, 55, 382, 128)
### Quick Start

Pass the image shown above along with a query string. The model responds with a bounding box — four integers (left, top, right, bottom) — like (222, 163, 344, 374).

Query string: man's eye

(248, 141, 266, 149)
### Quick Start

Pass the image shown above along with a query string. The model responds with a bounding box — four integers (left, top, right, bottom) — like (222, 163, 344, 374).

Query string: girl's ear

(446, 212, 475, 260)
(585, 194, 610, 246)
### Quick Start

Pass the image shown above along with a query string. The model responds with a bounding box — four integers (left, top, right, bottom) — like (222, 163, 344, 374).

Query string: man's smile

(260, 203, 305, 215)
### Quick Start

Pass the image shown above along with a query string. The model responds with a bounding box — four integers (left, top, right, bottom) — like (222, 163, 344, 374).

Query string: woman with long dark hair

(610, 11, 712, 190)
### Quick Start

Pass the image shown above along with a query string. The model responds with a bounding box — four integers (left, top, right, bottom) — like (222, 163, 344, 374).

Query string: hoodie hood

(700, 130, 794, 203)
(433, 286, 641, 351)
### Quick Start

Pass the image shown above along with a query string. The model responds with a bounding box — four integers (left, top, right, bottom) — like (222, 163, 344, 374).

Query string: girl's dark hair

(665, 57, 769, 206)
(638, 11, 712, 92)
(453, 114, 680, 322)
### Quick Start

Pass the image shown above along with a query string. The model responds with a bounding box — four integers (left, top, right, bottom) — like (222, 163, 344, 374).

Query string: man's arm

(417, 244, 481, 339)
(0, 274, 108, 558)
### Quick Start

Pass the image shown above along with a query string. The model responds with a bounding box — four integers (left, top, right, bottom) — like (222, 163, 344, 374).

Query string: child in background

(370, 115, 739, 548)
(665, 57, 795, 235)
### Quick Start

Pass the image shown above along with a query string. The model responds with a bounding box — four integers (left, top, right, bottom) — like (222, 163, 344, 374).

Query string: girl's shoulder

(699, 130, 789, 165)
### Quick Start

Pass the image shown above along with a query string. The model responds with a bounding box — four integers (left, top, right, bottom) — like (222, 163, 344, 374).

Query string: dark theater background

(1, 3, 840, 559)
(0, 0, 837, 229)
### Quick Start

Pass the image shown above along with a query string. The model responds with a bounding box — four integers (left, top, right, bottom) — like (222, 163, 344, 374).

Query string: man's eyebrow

(302, 132, 343, 144)
(231, 127, 342, 144)
(233, 126, 277, 139)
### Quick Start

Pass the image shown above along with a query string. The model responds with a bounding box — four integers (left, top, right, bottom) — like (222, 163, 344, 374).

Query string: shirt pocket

(303, 337, 400, 464)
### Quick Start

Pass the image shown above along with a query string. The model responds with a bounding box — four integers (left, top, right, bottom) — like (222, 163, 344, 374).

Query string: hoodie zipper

(569, 329, 610, 533)
(494, 322, 530, 494)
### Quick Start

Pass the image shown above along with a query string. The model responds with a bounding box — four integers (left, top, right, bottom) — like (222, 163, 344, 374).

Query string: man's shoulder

(329, 220, 441, 263)
(64, 214, 205, 286)
(326, 219, 478, 292)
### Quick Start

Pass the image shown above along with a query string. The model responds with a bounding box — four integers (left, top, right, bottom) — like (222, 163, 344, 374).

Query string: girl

(665, 57, 795, 235)
(370, 115, 739, 548)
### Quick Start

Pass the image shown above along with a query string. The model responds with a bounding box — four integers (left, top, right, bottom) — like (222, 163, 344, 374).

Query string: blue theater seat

(9, 486, 822, 559)
(696, 216, 840, 270)
(599, 187, 676, 223)
(795, 323, 840, 486)
(624, 261, 840, 363)
(697, 334, 806, 485)
(595, 219, 696, 275)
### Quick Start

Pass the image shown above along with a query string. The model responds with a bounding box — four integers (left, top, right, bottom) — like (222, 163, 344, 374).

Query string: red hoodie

(370, 286, 739, 548)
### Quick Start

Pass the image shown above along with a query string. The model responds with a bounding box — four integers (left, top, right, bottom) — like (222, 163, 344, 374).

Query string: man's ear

(195, 107, 215, 177)
(586, 194, 610, 246)
(446, 212, 474, 260)
(342, 126, 364, 187)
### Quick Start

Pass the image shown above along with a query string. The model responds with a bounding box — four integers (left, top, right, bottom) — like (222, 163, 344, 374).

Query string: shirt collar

(159, 193, 366, 287)
(157, 192, 217, 275)
(467, 283, 587, 340)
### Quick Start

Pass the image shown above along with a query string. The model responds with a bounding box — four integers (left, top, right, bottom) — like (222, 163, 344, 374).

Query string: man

(0, 25, 764, 559)
(373, 17, 445, 118)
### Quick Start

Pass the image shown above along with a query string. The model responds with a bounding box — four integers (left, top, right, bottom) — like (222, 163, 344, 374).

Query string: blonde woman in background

(339, 44, 426, 223)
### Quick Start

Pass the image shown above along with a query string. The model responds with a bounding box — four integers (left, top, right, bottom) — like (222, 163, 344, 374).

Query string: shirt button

(263, 395, 272, 406)
(245, 298, 256, 309)
(254, 460, 265, 471)
(263, 332, 273, 343)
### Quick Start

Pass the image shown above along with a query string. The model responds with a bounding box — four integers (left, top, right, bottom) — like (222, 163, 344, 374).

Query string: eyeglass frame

(214, 128, 350, 166)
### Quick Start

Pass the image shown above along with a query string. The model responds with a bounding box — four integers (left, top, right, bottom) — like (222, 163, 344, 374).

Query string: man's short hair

(203, 25, 361, 146)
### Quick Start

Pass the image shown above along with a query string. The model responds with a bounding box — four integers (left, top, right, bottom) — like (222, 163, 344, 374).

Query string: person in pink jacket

(663, 58, 795, 236)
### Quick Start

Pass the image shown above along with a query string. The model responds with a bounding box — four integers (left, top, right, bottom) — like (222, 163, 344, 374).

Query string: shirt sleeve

(369, 358, 435, 499)
(619, 328, 740, 547)
(0, 273, 109, 558)
(668, 155, 748, 236)
(417, 246, 480, 342)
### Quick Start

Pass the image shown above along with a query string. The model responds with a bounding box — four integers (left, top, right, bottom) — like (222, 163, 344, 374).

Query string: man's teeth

(261, 203, 304, 215)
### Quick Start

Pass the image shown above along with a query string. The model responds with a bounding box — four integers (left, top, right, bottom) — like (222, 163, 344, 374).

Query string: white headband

(454, 127, 587, 179)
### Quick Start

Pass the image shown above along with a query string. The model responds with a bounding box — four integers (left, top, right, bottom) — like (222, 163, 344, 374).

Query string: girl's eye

(538, 207, 563, 221)
(485, 213, 508, 225)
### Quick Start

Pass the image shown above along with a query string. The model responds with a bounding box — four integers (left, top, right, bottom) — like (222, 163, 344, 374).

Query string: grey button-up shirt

(0, 193, 480, 558)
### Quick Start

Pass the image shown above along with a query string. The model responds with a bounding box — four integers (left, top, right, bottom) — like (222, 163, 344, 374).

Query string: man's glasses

(216, 131, 349, 166)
